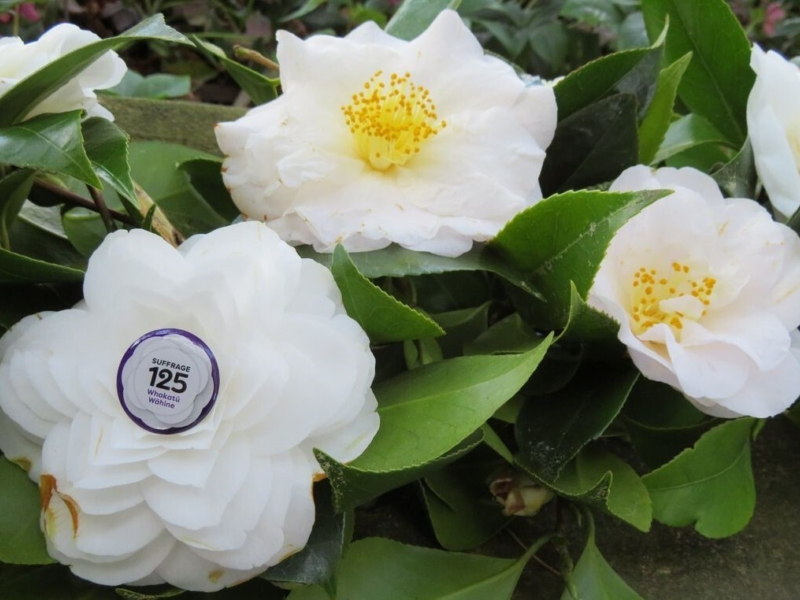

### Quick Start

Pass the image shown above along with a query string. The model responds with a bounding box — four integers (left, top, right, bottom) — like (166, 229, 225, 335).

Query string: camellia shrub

(0, 0, 798, 598)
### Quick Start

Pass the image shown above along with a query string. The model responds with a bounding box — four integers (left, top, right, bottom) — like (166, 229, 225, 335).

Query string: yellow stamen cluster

(341, 70, 446, 171)
(631, 262, 716, 339)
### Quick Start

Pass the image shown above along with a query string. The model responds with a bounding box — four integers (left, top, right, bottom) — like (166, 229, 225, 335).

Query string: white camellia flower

(0, 23, 126, 121)
(588, 165, 800, 418)
(746, 45, 800, 219)
(216, 10, 557, 257)
(0, 221, 379, 591)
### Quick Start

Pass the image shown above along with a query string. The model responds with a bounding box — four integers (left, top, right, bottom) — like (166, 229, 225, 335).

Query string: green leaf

(0, 457, 52, 565)
(189, 36, 278, 105)
(643, 418, 757, 538)
(62, 208, 107, 257)
(557, 283, 625, 357)
(286, 537, 537, 600)
(316, 431, 483, 512)
(564, 517, 644, 600)
(523, 445, 652, 532)
(106, 71, 191, 99)
(464, 313, 544, 356)
(385, 0, 462, 41)
(516, 362, 639, 481)
(358, 337, 553, 471)
(638, 52, 692, 164)
(10, 203, 88, 271)
(82, 117, 135, 201)
(540, 93, 640, 195)
(0, 246, 85, 284)
(298, 244, 541, 298)
(711, 139, 757, 200)
(554, 42, 662, 121)
(0, 112, 100, 187)
(653, 113, 732, 163)
(115, 588, 185, 600)
(423, 450, 511, 551)
(623, 378, 718, 468)
(178, 158, 238, 221)
(429, 302, 490, 358)
(0, 15, 188, 127)
(331, 245, 445, 344)
(0, 564, 119, 600)
(642, 0, 755, 147)
(128, 141, 228, 236)
(0, 169, 36, 249)
(262, 482, 349, 594)
(490, 188, 669, 329)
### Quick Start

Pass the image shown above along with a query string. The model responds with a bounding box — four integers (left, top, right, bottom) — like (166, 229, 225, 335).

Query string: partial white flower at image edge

(0, 221, 379, 591)
(747, 44, 800, 219)
(0, 23, 126, 121)
(588, 165, 800, 419)
(216, 9, 557, 257)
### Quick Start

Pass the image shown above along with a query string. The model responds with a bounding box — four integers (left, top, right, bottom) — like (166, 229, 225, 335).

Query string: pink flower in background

(763, 2, 786, 37)
(0, 3, 40, 25)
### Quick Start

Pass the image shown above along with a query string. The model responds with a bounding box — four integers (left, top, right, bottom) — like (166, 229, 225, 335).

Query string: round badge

(116, 329, 220, 434)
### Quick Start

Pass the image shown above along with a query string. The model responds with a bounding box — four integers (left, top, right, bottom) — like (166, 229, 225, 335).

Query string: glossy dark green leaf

(423, 451, 511, 551)
(107, 71, 190, 99)
(316, 431, 482, 512)
(490, 188, 669, 329)
(385, 0, 461, 41)
(128, 141, 228, 236)
(523, 445, 652, 532)
(643, 418, 756, 538)
(331, 245, 444, 344)
(642, 0, 754, 147)
(82, 118, 135, 202)
(540, 93, 639, 195)
(711, 139, 757, 200)
(557, 283, 625, 357)
(0, 112, 100, 187)
(0, 458, 52, 565)
(554, 41, 662, 121)
(115, 588, 184, 599)
(653, 113, 732, 163)
(638, 52, 692, 164)
(189, 36, 278, 105)
(286, 537, 536, 600)
(623, 378, 718, 468)
(464, 313, 544, 356)
(0, 246, 84, 284)
(178, 158, 238, 221)
(297, 244, 541, 298)
(358, 337, 553, 471)
(0, 15, 187, 127)
(10, 203, 87, 270)
(262, 482, 349, 594)
(61, 208, 107, 257)
(563, 518, 644, 600)
(516, 362, 639, 481)
(0, 170, 36, 249)
(429, 302, 490, 358)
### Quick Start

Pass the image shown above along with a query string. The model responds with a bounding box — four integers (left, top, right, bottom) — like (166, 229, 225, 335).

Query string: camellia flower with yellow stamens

(0, 221, 378, 591)
(215, 9, 557, 257)
(588, 165, 800, 418)
(747, 45, 800, 219)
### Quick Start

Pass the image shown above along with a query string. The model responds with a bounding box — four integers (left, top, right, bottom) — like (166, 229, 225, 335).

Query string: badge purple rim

(116, 328, 220, 434)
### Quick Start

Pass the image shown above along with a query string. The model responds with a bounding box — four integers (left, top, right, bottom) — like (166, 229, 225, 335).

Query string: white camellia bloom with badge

(0, 221, 379, 591)
(215, 9, 557, 257)
(588, 165, 800, 419)
(0, 22, 126, 121)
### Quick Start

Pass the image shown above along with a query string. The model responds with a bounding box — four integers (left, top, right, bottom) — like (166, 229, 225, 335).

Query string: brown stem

(87, 186, 116, 233)
(33, 180, 135, 226)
